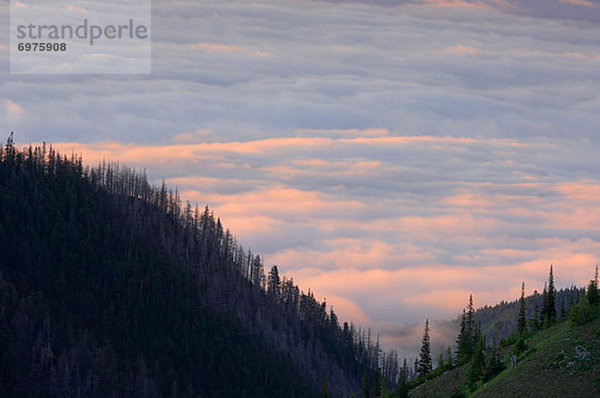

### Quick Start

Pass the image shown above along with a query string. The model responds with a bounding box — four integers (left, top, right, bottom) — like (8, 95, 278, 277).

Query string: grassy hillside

(410, 316, 600, 397)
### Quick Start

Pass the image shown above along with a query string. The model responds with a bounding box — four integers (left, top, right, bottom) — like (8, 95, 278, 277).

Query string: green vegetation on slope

(473, 316, 600, 397)
(410, 308, 600, 397)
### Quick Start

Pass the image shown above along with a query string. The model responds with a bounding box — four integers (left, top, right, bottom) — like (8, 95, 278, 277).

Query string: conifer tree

(267, 265, 281, 299)
(466, 294, 474, 336)
(517, 282, 527, 335)
(473, 321, 482, 353)
(467, 337, 486, 385)
(588, 265, 599, 306)
(396, 366, 409, 398)
(485, 341, 504, 382)
(436, 353, 444, 370)
(456, 309, 471, 364)
(547, 265, 556, 323)
(456, 294, 478, 365)
(418, 319, 432, 377)
(446, 346, 453, 368)
(541, 281, 548, 326)
(413, 358, 418, 380)
(530, 299, 540, 331)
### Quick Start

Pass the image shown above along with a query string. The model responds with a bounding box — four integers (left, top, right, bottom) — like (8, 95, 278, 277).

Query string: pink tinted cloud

(2, 99, 24, 115)
(41, 137, 600, 337)
(294, 128, 390, 137)
(49, 135, 522, 166)
(180, 42, 272, 58)
(510, 50, 597, 60)
(206, 187, 365, 219)
(288, 250, 596, 324)
(438, 44, 481, 56)
(558, 0, 595, 6)
(66, 4, 86, 13)
(321, 295, 372, 326)
(420, 0, 487, 8)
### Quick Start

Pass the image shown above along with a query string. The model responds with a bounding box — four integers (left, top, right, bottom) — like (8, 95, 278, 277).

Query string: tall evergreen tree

(467, 337, 486, 385)
(456, 309, 470, 364)
(436, 352, 444, 370)
(541, 281, 549, 325)
(485, 338, 504, 382)
(267, 265, 281, 299)
(517, 282, 527, 335)
(456, 295, 477, 364)
(530, 299, 541, 331)
(413, 358, 418, 379)
(466, 294, 474, 336)
(418, 319, 432, 377)
(396, 366, 409, 398)
(588, 265, 599, 305)
(446, 346, 453, 368)
(547, 265, 556, 323)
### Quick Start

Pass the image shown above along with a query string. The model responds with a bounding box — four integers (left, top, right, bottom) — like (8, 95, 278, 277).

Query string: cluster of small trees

(452, 295, 504, 387)
(519, 265, 558, 333)
(569, 265, 599, 325)
(515, 265, 599, 336)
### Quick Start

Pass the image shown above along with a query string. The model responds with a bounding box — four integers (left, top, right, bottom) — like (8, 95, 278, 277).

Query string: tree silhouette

(418, 319, 432, 376)
(517, 282, 527, 335)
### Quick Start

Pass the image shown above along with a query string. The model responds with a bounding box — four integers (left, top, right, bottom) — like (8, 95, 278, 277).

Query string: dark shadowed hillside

(0, 138, 394, 397)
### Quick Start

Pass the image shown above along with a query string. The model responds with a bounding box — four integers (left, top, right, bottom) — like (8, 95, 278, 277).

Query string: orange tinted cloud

(210, 187, 366, 218)
(2, 99, 24, 115)
(49, 135, 523, 165)
(439, 44, 481, 56)
(66, 4, 86, 12)
(40, 136, 600, 341)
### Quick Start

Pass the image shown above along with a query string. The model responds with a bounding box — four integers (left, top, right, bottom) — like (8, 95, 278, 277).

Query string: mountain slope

(473, 316, 600, 397)
(0, 140, 387, 397)
(409, 312, 600, 397)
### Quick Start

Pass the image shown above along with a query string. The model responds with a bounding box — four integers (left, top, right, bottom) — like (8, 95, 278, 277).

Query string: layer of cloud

(2, 0, 600, 144)
(47, 134, 600, 359)
(3, 0, 600, 358)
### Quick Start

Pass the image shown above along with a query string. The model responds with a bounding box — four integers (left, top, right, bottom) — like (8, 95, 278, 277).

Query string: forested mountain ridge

(0, 138, 394, 397)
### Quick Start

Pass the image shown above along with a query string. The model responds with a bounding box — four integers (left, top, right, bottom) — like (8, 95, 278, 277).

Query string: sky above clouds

(2, 0, 600, 358)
